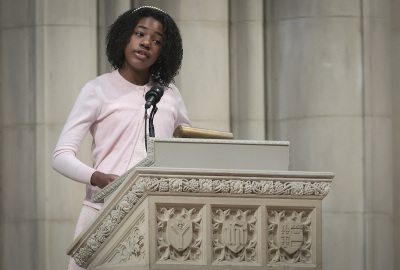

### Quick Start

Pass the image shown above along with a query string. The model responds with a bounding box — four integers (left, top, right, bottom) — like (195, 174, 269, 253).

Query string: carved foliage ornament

(74, 177, 329, 267)
(212, 209, 257, 263)
(267, 210, 313, 264)
(157, 207, 202, 261)
(102, 215, 145, 265)
(73, 185, 143, 266)
(138, 177, 330, 196)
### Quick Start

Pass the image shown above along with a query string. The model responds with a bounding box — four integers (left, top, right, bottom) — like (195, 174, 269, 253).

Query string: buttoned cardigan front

(52, 70, 191, 209)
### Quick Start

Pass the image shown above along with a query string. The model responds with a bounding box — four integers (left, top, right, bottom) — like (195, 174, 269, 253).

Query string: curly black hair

(106, 7, 183, 86)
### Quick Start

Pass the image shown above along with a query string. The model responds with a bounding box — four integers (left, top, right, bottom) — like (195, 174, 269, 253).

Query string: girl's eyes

(135, 32, 162, 45)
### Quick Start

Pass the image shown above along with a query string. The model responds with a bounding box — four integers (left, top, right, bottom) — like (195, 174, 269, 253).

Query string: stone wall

(0, 0, 398, 269)
(391, 0, 400, 269)
(0, 0, 96, 269)
(266, 0, 395, 269)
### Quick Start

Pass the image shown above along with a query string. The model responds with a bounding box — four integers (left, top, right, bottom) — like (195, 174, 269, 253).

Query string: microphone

(145, 86, 164, 109)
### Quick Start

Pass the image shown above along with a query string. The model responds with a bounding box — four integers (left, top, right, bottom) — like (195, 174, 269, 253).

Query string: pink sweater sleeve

(52, 84, 101, 185)
(172, 84, 192, 129)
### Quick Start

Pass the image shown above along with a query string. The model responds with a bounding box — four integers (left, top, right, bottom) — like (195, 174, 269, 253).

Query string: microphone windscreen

(144, 86, 164, 108)
(145, 85, 164, 102)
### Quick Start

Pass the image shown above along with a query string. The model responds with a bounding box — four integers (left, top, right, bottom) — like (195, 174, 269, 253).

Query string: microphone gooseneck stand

(148, 105, 158, 137)
(144, 109, 148, 152)
(144, 104, 159, 152)
(143, 85, 164, 152)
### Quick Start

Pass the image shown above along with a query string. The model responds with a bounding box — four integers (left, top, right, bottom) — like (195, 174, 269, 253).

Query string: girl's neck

(118, 66, 150, 86)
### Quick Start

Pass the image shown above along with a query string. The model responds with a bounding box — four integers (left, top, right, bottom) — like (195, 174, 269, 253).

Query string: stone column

(134, 0, 230, 131)
(0, 0, 97, 269)
(229, 0, 265, 140)
(266, 0, 393, 269)
(0, 1, 40, 268)
(98, 0, 131, 75)
(361, 1, 393, 269)
(391, 0, 400, 268)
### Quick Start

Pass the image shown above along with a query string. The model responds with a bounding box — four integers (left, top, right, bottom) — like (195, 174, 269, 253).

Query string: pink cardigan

(52, 70, 191, 209)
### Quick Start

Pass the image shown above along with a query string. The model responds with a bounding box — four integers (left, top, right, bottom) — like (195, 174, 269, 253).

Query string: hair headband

(133, 6, 166, 14)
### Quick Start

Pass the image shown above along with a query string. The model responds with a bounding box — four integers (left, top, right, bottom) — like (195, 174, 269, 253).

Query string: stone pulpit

(67, 138, 333, 270)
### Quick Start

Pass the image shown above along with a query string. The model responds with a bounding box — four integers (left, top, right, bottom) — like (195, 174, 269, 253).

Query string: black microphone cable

(144, 109, 148, 152)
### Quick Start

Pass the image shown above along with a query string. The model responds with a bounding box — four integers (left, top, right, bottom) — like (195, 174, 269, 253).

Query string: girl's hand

(90, 171, 119, 188)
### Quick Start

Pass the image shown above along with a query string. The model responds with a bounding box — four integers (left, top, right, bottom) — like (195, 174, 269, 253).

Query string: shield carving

(167, 218, 193, 251)
(222, 220, 248, 253)
(278, 222, 304, 254)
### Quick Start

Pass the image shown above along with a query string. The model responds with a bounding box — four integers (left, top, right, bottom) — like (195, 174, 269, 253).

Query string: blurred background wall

(0, 0, 398, 269)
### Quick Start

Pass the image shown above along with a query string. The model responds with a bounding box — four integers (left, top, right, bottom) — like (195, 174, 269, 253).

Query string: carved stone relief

(94, 175, 332, 203)
(157, 207, 203, 262)
(267, 209, 313, 264)
(101, 214, 145, 266)
(75, 176, 329, 267)
(212, 208, 257, 263)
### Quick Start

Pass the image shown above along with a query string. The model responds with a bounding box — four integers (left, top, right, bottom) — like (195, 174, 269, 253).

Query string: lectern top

(93, 138, 290, 203)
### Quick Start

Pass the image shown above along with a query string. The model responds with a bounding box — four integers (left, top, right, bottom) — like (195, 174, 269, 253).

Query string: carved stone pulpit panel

(157, 206, 203, 261)
(212, 208, 257, 263)
(66, 138, 333, 270)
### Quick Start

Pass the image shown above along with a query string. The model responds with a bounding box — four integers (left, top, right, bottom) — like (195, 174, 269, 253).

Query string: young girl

(52, 6, 191, 270)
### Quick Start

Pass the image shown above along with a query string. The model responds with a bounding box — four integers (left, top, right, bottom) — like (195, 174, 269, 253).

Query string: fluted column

(0, 1, 40, 268)
(98, 0, 131, 75)
(266, 0, 393, 269)
(229, 0, 265, 140)
(361, 2, 393, 270)
(391, 0, 400, 268)
(0, 0, 97, 269)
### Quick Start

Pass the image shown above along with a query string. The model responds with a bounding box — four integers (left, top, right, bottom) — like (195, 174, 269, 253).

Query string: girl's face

(123, 17, 164, 74)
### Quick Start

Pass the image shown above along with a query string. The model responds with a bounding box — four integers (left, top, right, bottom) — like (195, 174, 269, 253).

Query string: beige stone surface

(269, 0, 360, 19)
(230, 0, 265, 140)
(98, 0, 131, 75)
(1, 0, 96, 269)
(44, 0, 97, 25)
(2, 127, 37, 222)
(392, 0, 400, 28)
(391, 1, 400, 268)
(266, 1, 396, 270)
(2, 221, 40, 269)
(44, 26, 97, 123)
(270, 17, 363, 119)
(177, 21, 230, 131)
(364, 116, 393, 213)
(1, 27, 37, 126)
(0, 0, 36, 27)
(322, 213, 365, 270)
(48, 220, 81, 269)
(364, 213, 394, 270)
(135, 0, 229, 22)
(363, 18, 392, 117)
